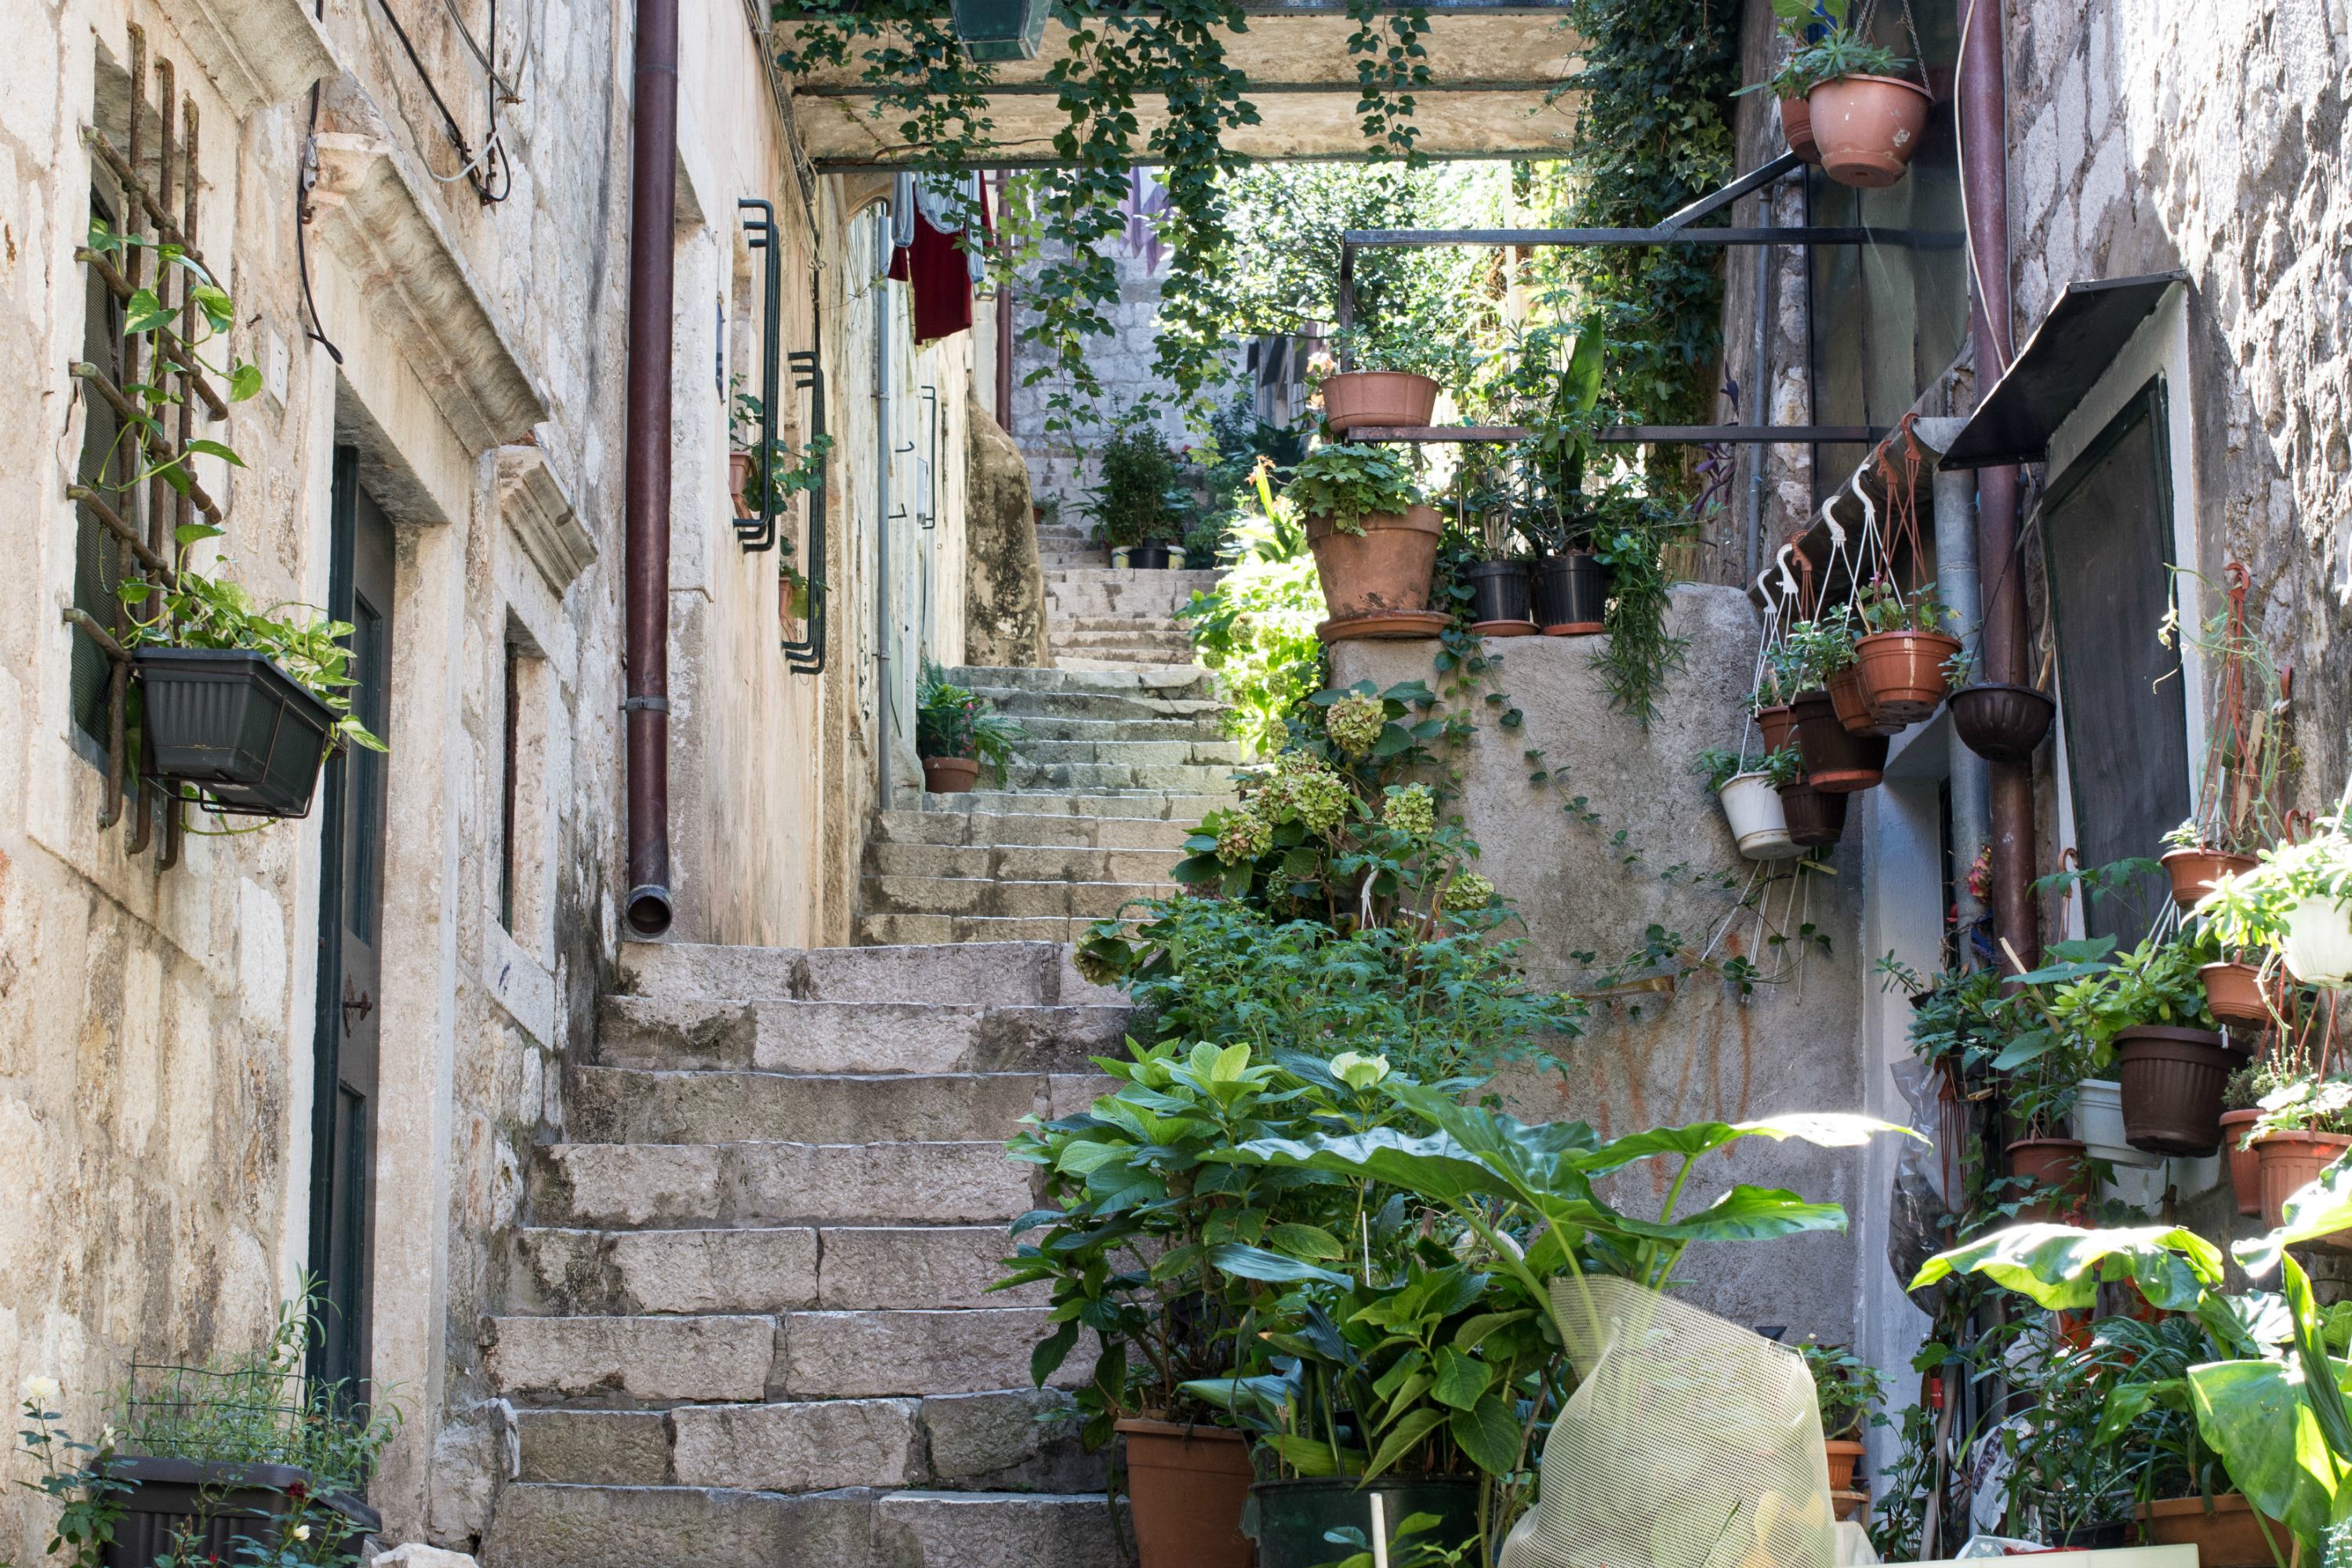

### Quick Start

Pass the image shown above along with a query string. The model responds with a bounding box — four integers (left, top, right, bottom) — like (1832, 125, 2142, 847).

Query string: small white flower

(292, 1526, 312, 1542)
(21, 1375, 60, 1405)
(100, 1425, 119, 1449)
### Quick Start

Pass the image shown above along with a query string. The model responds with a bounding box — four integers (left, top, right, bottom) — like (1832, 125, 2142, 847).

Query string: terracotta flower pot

(1777, 780, 1848, 849)
(1320, 370, 1439, 434)
(1824, 1438, 1864, 1493)
(1307, 505, 1443, 623)
(1780, 94, 1821, 163)
(1116, 1420, 1254, 1568)
(2140, 1494, 2288, 1568)
(2201, 960, 2271, 1028)
(921, 755, 980, 793)
(1828, 664, 1903, 737)
(2007, 1136, 2088, 1223)
(2221, 1108, 2263, 1218)
(1806, 74, 1936, 188)
(2161, 845, 2256, 908)
(728, 452, 756, 518)
(2114, 1025, 2237, 1156)
(1949, 682, 2054, 765)
(1757, 703, 1797, 754)
(1791, 689, 1888, 793)
(1857, 630, 1963, 724)
(2255, 1130, 2352, 1236)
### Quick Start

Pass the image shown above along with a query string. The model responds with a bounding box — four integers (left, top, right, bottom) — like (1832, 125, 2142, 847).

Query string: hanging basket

(1950, 682, 2054, 764)
(1319, 371, 1439, 434)
(2007, 1136, 2089, 1223)
(2075, 1080, 2160, 1168)
(1779, 95, 1821, 164)
(1777, 779, 1849, 848)
(2221, 1108, 2263, 1217)
(135, 647, 337, 818)
(2254, 1131, 2352, 1242)
(2200, 960, 2272, 1027)
(1791, 689, 1888, 793)
(1828, 665, 1904, 737)
(1757, 703, 1797, 754)
(1806, 74, 1936, 188)
(2281, 895, 2352, 988)
(1719, 774, 1802, 861)
(1856, 630, 1962, 724)
(2161, 846, 2257, 909)
(2114, 1025, 2238, 1156)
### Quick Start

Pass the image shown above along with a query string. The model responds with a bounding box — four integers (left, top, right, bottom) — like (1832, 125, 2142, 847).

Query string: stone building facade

(0, 0, 999, 1555)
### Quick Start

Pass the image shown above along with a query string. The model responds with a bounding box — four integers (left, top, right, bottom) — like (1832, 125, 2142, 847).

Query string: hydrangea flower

(1443, 871, 1494, 911)
(1383, 783, 1435, 838)
(1325, 692, 1386, 757)
(1214, 808, 1273, 866)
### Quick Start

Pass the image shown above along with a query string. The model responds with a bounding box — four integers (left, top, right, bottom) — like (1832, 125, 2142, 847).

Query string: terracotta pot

(2006, 1137, 2088, 1223)
(1824, 1438, 1864, 1493)
(728, 452, 756, 519)
(2161, 845, 2256, 909)
(1828, 664, 1902, 737)
(1320, 370, 1439, 434)
(1949, 682, 2054, 765)
(2255, 1131, 2352, 1236)
(1306, 505, 1443, 621)
(2114, 1025, 2236, 1156)
(1806, 74, 1936, 188)
(2201, 960, 2272, 1029)
(2141, 1494, 2289, 1568)
(1857, 630, 1963, 724)
(1757, 703, 1797, 755)
(2221, 1108, 2263, 1217)
(1117, 1420, 1254, 1568)
(921, 755, 980, 793)
(1791, 689, 1888, 793)
(1780, 94, 1821, 163)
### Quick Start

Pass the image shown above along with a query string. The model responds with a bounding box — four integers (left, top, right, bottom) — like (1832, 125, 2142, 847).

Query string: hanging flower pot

(2200, 960, 2272, 1027)
(1856, 630, 1962, 724)
(2161, 846, 2258, 909)
(1116, 1420, 1254, 1568)
(2007, 1136, 2089, 1223)
(1719, 774, 1802, 861)
(2075, 1080, 2160, 1168)
(1532, 552, 1607, 635)
(1828, 664, 1904, 737)
(1780, 95, 1821, 164)
(2221, 1108, 2263, 1217)
(1777, 779, 1849, 848)
(1805, 74, 1936, 188)
(1791, 689, 1888, 793)
(2281, 895, 2352, 988)
(1757, 703, 1797, 754)
(2114, 1025, 2238, 1156)
(1463, 559, 1534, 631)
(921, 755, 980, 793)
(1319, 371, 1439, 434)
(728, 452, 756, 519)
(2254, 1130, 2352, 1236)
(1306, 506, 1445, 635)
(135, 647, 338, 818)
(1949, 682, 2055, 765)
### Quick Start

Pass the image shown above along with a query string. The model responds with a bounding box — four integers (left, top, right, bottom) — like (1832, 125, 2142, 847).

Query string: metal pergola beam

(1338, 226, 1960, 249)
(1347, 425, 1889, 445)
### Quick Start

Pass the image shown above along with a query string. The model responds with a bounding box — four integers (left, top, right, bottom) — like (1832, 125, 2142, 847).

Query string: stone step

(1047, 657, 1208, 677)
(1045, 634, 1197, 659)
(616, 940, 1120, 1007)
(508, 1388, 1097, 1494)
(565, 1066, 1085, 1145)
(948, 664, 1212, 696)
(510, 1225, 1045, 1315)
(909, 789, 1233, 821)
(488, 1308, 1085, 1404)
(855, 913, 1159, 946)
(483, 1483, 1119, 1568)
(862, 842, 1182, 888)
(869, 808, 1196, 850)
(1009, 737, 1241, 767)
(996, 760, 1239, 792)
(593, 996, 1131, 1073)
(989, 713, 1225, 742)
(860, 876, 1173, 922)
(528, 1141, 1037, 1228)
(964, 687, 1222, 721)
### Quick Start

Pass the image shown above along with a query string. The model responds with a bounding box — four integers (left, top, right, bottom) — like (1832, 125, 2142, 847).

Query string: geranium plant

(1286, 443, 1425, 537)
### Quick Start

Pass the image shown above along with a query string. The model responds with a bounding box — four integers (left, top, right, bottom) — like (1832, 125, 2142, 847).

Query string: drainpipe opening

(626, 883, 675, 938)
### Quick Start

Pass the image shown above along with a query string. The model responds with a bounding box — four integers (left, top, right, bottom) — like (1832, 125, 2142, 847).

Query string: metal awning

(1937, 271, 2189, 470)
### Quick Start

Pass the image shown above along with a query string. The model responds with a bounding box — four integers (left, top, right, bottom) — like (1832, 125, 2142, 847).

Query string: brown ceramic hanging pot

(2161, 846, 2258, 908)
(1828, 665, 1902, 736)
(1757, 703, 1798, 754)
(1791, 689, 1888, 793)
(1780, 95, 1821, 163)
(2220, 1108, 2263, 1218)
(1806, 74, 1935, 188)
(2114, 1025, 2238, 1156)
(1856, 630, 1964, 724)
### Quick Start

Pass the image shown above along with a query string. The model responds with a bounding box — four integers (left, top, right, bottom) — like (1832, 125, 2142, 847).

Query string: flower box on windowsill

(102, 1455, 379, 1568)
(135, 646, 337, 818)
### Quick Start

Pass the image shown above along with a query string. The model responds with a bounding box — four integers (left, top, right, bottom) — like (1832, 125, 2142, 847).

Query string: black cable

(296, 82, 344, 364)
(372, 0, 492, 199)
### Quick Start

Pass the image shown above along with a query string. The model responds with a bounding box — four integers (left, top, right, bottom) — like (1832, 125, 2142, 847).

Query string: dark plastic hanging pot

(2115, 1025, 2238, 1156)
(1790, 688, 1887, 793)
(1777, 779, 1849, 848)
(135, 647, 336, 818)
(1950, 682, 2054, 764)
(1463, 560, 1533, 627)
(1532, 552, 1606, 634)
(1248, 1477, 1481, 1568)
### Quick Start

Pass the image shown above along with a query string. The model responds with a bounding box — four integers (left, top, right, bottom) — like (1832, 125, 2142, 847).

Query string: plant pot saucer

(1541, 621, 1604, 637)
(1470, 619, 1537, 637)
(1316, 610, 1450, 643)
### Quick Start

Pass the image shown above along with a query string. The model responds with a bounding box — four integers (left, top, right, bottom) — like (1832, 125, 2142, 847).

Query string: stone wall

(1332, 586, 1873, 1344)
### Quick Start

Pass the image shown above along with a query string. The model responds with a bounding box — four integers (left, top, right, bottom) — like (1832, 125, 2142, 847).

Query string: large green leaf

(1572, 1112, 1922, 1177)
(1621, 1185, 1848, 1244)
(2187, 1357, 2339, 1544)
(1429, 1345, 1491, 1411)
(1204, 1242, 1352, 1287)
(1910, 1224, 2224, 1311)
(1214, 1128, 1519, 1208)
(1363, 1406, 1446, 1479)
(2239, 1158, 2352, 1275)
(1450, 1392, 1522, 1475)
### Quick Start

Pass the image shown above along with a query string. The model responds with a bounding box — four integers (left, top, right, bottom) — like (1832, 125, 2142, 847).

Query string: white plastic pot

(2076, 1080, 2161, 1168)
(2281, 895, 2352, 988)
(1718, 773, 1801, 861)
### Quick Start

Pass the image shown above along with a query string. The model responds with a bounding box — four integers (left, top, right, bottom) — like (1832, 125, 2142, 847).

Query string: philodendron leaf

(1203, 1243, 1352, 1287)
(1574, 1112, 1922, 1176)
(1624, 1185, 1848, 1245)
(1214, 1129, 1518, 1208)
(1910, 1224, 2224, 1312)
(2187, 1357, 2338, 1547)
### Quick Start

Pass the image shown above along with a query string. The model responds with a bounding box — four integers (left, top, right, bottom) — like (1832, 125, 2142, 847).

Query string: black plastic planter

(135, 647, 336, 818)
(1531, 552, 1606, 633)
(103, 1457, 378, 1568)
(1463, 559, 1532, 625)
(1950, 681, 2055, 765)
(1248, 1476, 1480, 1568)
(1130, 539, 1173, 569)
(1777, 779, 1849, 848)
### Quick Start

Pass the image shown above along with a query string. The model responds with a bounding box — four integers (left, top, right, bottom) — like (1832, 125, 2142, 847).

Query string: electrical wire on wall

(372, 0, 536, 202)
(297, 0, 342, 361)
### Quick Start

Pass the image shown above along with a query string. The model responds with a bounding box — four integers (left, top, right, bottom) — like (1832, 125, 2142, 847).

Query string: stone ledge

(156, 0, 337, 116)
(496, 444, 597, 597)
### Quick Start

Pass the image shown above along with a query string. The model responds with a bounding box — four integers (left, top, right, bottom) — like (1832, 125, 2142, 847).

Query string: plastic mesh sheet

(1498, 1276, 1837, 1568)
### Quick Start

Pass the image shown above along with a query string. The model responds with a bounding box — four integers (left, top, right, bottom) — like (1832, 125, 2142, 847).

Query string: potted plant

(913, 662, 1022, 792)
(1458, 463, 1533, 634)
(2220, 1062, 2264, 1217)
(1784, 617, 1887, 792)
(1318, 329, 1443, 434)
(1853, 578, 1960, 727)
(1777, 771, 1849, 849)
(1288, 443, 1442, 637)
(1796, 1338, 1884, 1508)
(2244, 1073, 2352, 1236)
(1946, 635, 2056, 765)
(2162, 572, 2289, 906)
(1741, 1, 1932, 190)
(1698, 746, 1802, 862)
(1515, 326, 1611, 637)
(1092, 416, 1190, 568)
(1987, 955, 2100, 1221)
(1753, 645, 1804, 754)
(2199, 797, 2352, 989)
(2036, 932, 2239, 1157)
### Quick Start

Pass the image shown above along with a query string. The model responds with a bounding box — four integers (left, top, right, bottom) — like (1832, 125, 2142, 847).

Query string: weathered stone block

(778, 1309, 1086, 1399)
(607, 1228, 820, 1314)
(487, 1316, 776, 1403)
(728, 1140, 1036, 1225)
(869, 1490, 1120, 1568)
(530, 1145, 721, 1229)
(918, 1389, 1101, 1491)
(670, 1398, 920, 1491)
(816, 1225, 1040, 1310)
(512, 1409, 671, 1485)
(481, 1483, 871, 1568)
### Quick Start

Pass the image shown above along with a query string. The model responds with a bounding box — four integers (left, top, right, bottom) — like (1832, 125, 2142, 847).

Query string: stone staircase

(483, 941, 1135, 1568)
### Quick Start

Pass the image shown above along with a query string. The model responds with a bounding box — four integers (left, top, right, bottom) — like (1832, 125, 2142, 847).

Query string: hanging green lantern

(949, 0, 1050, 60)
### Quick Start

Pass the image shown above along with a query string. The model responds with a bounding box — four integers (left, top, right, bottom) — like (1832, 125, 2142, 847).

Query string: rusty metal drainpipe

(993, 170, 1014, 424)
(622, 0, 679, 938)
(1962, 0, 2035, 970)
